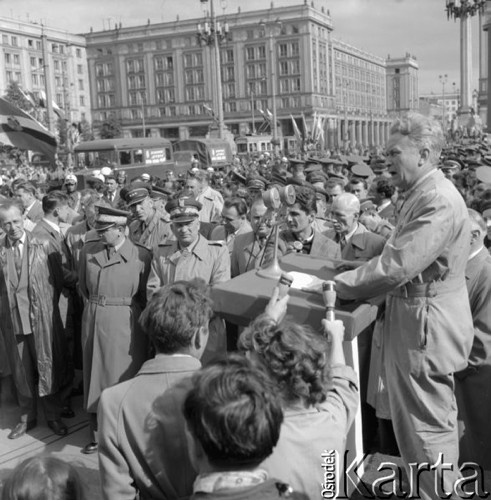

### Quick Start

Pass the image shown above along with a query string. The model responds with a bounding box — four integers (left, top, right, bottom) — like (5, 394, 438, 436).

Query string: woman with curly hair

(238, 293, 358, 500)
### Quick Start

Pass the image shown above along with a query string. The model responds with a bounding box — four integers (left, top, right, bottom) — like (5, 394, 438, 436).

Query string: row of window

(2, 35, 83, 57)
(334, 50, 385, 73)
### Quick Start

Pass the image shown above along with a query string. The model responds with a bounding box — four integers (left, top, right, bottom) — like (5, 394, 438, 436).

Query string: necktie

(13, 241, 22, 277)
(106, 246, 116, 259)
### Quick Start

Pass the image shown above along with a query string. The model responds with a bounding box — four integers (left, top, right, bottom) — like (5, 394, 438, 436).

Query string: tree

(99, 115, 122, 139)
(4, 81, 35, 114)
(79, 118, 95, 142)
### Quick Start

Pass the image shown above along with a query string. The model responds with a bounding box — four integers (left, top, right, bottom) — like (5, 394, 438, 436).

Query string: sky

(1, 0, 484, 95)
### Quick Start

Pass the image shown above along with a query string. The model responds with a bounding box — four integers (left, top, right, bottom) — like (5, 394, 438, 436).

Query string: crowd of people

(0, 111, 490, 500)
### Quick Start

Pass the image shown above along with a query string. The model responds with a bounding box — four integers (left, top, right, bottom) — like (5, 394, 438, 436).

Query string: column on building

(362, 120, 368, 148)
(179, 125, 190, 140)
(374, 120, 380, 146)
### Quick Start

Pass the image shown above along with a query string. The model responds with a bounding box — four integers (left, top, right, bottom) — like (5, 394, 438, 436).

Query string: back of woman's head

(238, 316, 330, 407)
(1, 456, 85, 500)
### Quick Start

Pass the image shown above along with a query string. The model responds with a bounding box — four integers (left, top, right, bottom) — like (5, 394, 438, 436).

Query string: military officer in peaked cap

(147, 196, 230, 294)
(123, 182, 173, 250)
(147, 195, 230, 363)
(78, 205, 151, 455)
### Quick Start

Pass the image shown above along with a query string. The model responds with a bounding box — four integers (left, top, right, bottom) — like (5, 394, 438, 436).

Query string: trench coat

(79, 237, 151, 413)
(147, 235, 230, 297)
(455, 247, 491, 469)
(128, 209, 173, 250)
(98, 355, 201, 500)
(335, 169, 473, 497)
(0, 232, 70, 398)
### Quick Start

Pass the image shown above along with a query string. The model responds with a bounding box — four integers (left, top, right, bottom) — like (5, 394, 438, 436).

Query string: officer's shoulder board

(208, 240, 225, 247)
(134, 241, 152, 252)
(85, 235, 101, 245)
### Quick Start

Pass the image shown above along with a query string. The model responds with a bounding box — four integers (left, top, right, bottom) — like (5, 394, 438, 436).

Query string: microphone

(322, 281, 336, 321)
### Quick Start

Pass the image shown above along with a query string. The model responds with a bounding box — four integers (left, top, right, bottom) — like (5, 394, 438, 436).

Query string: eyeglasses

(65, 183, 76, 186)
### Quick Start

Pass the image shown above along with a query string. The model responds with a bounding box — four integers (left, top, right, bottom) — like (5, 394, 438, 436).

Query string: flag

(39, 90, 65, 120)
(311, 112, 318, 142)
(290, 114, 302, 143)
(0, 97, 57, 160)
(301, 112, 309, 138)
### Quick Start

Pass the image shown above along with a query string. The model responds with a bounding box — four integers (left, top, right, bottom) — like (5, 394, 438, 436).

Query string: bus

(173, 138, 233, 170)
(235, 135, 299, 157)
(74, 137, 179, 184)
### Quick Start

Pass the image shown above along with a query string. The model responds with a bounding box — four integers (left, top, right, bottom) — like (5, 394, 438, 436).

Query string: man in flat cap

(78, 205, 151, 454)
(124, 183, 173, 249)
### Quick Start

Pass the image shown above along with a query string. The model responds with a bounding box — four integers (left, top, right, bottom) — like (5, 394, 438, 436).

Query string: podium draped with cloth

(210, 253, 379, 496)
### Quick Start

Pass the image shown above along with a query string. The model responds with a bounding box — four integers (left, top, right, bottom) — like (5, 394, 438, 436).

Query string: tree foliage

(4, 82, 35, 113)
(99, 115, 122, 139)
(79, 118, 95, 142)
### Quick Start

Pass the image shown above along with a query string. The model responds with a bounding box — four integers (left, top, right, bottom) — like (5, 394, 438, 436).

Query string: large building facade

(85, 2, 413, 149)
(0, 17, 91, 125)
(386, 53, 419, 114)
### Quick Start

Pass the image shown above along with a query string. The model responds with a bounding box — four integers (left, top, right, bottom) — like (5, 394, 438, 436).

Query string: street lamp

(250, 88, 256, 134)
(140, 91, 146, 137)
(259, 18, 282, 155)
(445, 0, 486, 127)
(439, 74, 448, 131)
(197, 0, 229, 139)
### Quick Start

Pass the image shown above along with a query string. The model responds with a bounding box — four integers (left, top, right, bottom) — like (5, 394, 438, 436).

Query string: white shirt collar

(468, 245, 485, 261)
(42, 218, 61, 234)
(345, 222, 359, 243)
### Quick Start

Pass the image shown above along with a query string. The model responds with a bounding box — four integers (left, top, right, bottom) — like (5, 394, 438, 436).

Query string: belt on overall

(89, 295, 133, 306)
(390, 279, 463, 298)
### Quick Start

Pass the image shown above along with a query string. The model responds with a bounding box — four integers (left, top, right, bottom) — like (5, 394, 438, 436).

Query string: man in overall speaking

(335, 113, 473, 500)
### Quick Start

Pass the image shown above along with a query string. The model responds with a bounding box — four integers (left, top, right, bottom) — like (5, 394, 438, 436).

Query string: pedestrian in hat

(123, 183, 173, 249)
(78, 205, 151, 455)
(147, 195, 230, 363)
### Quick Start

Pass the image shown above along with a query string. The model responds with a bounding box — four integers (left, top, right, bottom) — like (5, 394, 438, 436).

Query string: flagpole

(41, 25, 55, 135)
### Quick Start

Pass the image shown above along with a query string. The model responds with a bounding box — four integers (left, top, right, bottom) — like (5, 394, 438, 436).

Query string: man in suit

(210, 197, 252, 256)
(455, 209, 491, 469)
(327, 193, 385, 263)
(13, 181, 43, 226)
(103, 174, 121, 208)
(267, 185, 341, 264)
(98, 280, 213, 500)
(231, 197, 270, 277)
(0, 200, 71, 439)
(186, 171, 223, 223)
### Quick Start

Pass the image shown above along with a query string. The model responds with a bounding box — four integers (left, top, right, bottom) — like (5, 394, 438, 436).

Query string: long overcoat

(79, 237, 151, 413)
(0, 232, 70, 398)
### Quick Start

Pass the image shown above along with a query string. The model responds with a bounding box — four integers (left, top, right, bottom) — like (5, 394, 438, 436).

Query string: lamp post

(140, 91, 146, 137)
(439, 74, 448, 131)
(259, 18, 282, 155)
(197, 0, 229, 139)
(446, 0, 486, 127)
(250, 88, 256, 134)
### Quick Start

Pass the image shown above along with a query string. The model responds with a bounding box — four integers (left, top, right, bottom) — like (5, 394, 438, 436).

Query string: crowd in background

(0, 112, 491, 499)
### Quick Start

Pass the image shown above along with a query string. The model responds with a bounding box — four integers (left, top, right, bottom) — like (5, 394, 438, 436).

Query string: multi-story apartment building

(0, 17, 91, 125)
(386, 53, 419, 114)
(85, 2, 414, 149)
